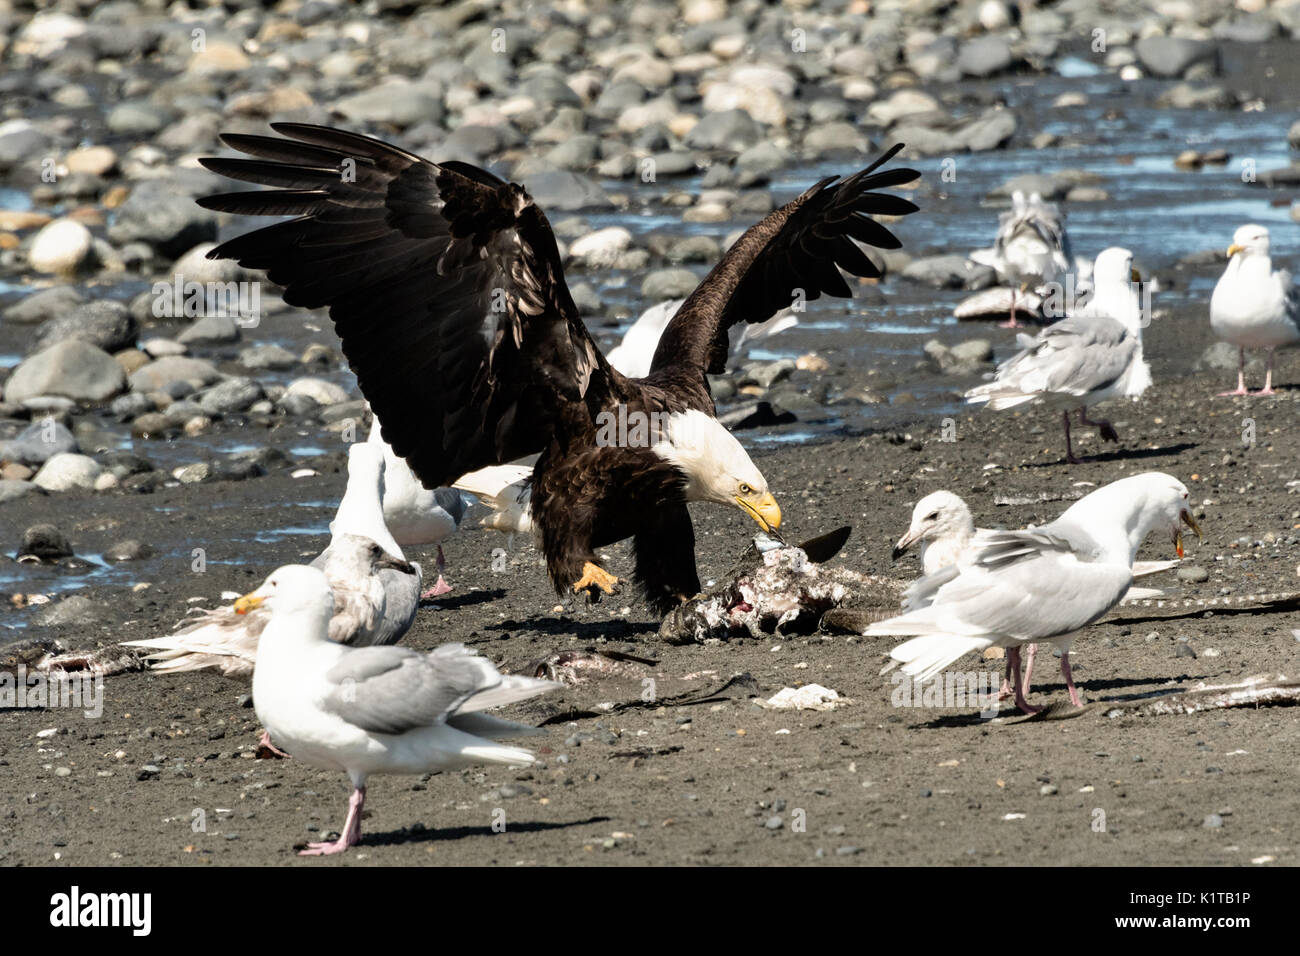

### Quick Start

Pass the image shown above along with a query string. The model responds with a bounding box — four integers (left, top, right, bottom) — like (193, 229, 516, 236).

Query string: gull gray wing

(321, 643, 556, 735)
(992, 315, 1136, 397)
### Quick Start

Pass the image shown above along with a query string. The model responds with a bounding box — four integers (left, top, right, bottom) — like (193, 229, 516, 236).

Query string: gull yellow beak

(1226, 243, 1244, 258)
(737, 491, 782, 532)
(233, 592, 264, 615)
(1175, 510, 1203, 559)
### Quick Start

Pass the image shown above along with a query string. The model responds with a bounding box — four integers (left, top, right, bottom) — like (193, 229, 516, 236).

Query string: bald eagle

(197, 124, 919, 614)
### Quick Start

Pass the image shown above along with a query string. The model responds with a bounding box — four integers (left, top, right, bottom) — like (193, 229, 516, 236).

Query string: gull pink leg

(1008, 647, 1042, 715)
(300, 786, 365, 856)
(1021, 643, 1036, 698)
(998, 286, 1020, 329)
(1060, 652, 1085, 708)
(1217, 348, 1248, 396)
(1256, 349, 1276, 396)
(421, 545, 454, 600)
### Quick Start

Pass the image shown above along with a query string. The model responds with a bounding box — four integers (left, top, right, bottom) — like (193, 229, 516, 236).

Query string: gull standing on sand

(123, 442, 421, 676)
(964, 246, 1149, 464)
(890, 488, 1180, 701)
(245, 564, 559, 855)
(1209, 224, 1300, 396)
(870, 473, 1201, 715)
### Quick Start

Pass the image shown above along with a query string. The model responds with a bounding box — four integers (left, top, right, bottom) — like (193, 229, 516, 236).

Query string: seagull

(964, 246, 1150, 464)
(606, 298, 799, 379)
(245, 563, 559, 855)
(453, 463, 535, 538)
(368, 419, 469, 599)
(890, 488, 1181, 701)
(870, 473, 1201, 715)
(122, 441, 421, 677)
(1209, 224, 1300, 396)
(970, 190, 1073, 328)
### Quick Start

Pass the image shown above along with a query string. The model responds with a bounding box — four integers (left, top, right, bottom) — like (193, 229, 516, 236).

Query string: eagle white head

(652, 409, 781, 532)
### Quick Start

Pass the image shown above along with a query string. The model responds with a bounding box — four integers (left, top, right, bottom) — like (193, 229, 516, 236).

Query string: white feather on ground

(249, 563, 559, 855)
(606, 298, 798, 379)
(122, 442, 421, 677)
(1209, 223, 1300, 395)
(869, 473, 1200, 713)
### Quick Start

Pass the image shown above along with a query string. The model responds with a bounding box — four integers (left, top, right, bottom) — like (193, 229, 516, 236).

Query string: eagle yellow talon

(573, 562, 619, 595)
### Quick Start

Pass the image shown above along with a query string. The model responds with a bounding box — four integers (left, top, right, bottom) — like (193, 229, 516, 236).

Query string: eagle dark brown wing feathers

(649, 143, 920, 377)
(197, 122, 614, 488)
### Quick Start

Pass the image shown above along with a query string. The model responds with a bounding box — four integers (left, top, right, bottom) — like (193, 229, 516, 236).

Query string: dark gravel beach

(2, 0, 1300, 867)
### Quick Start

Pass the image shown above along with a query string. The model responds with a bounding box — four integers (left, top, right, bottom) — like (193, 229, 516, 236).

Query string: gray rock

(1176, 566, 1209, 583)
(2, 287, 87, 325)
(106, 539, 152, 562)
(34, 595, 100, 627)
(199, 377, 263, 415)
(177, 313, 241, 346)
(238, 344, 298, 371)
(641, 268, 701, 300)
(740, 359, 797, 389)
(735, 142, 792, 176)
(925, 338, 994, 374)
(285, 377, 349, 406)
(958, 109, 1017, 152)
(518, 170, 612, 211)
(0, 121, 52, 171)
(1135, 36, 1217, 78)
(1213, 16, 1277, 44)
(19, 523, 73, 561)
(0, 480, 41, 504)
(32, 301, 137, 355)
(131, 413, 178, 439)
(958, 36, 1014, 77)
(4, 341, 126, 405)
(107, 101, 172, 135)
(109, 392, 156, 419)
(803, 122, 870, 156)
(32, 453, 102, 492)
(128, 356, 222, 392)
(685, 109, 763, 152)
(335, 80, 443, 129)
(544, 134, 600, 170)
(0, 419, 79, 465)
(107, 178, 219, 259)
(904, 256, 997, 290)
(1203, 813, 1224, 829)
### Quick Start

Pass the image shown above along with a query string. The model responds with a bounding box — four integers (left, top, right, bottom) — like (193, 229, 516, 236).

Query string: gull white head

(652, 409, 781, 531)
(1227, 224, 1270, 259)
(893, 491, 974, 560)
(1085, 246, 1142, 331)
(1066, 472, 1202, 561)
(234, 564, 334, 625)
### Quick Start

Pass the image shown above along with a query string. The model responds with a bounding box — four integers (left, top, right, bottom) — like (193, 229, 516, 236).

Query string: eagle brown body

(198, 124, 918, 615)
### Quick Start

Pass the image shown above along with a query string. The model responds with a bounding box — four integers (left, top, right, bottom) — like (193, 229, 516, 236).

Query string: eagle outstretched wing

(649, 143, 920, 377)
(197, 123, 616, 488)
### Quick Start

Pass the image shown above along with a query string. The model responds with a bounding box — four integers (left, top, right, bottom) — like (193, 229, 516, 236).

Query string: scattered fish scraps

(659, 527, 892, 643)
(1104, 674, 1300, 717)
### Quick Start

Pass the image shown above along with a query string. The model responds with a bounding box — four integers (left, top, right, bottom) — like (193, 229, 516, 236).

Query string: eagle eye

(739, 482, 753, 495)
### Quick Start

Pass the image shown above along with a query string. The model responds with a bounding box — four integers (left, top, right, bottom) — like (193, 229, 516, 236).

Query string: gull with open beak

(871, 473, 1201, 715)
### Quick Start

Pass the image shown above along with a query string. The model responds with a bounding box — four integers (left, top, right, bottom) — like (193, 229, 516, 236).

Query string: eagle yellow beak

(233, 593, 264, 615)
(1226, 243, 1244, 258)
(737, 491, 782, 532)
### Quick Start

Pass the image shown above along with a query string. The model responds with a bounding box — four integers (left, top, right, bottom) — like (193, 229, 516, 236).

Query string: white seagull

(368, 419, 470, 599)
(246, 563, 559, 855)
(870, 473, 1201, 714)
(122, 441, 421, 677)
(606, 298, 798, 379)
(1209, 224, 1300, 396)
(965, 246, 1150, 463)
(970, 190, 1074, 328)
(890, 488, 1181, 701)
